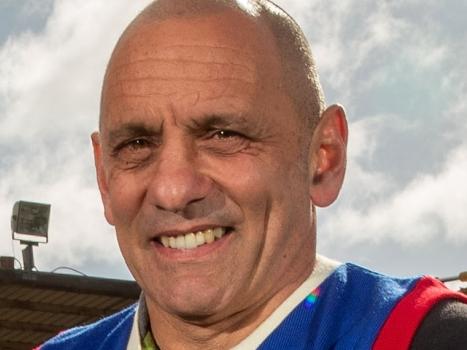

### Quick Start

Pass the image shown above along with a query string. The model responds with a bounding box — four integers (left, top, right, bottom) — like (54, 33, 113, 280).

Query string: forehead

(115, 9, 276, 65)
(101, 10, 285, 129)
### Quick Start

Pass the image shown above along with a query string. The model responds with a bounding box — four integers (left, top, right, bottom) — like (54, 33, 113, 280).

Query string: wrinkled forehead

(117, 8, 272, 56)
(106, 11, 280, 82)
(100, 11, 282, 116)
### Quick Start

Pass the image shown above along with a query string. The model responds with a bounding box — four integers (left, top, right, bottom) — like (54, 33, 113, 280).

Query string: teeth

(195, 231, 205, 245)
(175, 235, 186, 249)
(213, 227, 223, 238)
(161, 236, 169, 248)
(159, 227, 226, 250)
(205, 229, 214, 243)
(185, 233, 197, 249)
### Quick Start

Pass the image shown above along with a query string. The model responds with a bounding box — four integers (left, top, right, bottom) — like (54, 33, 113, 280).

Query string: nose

(146, 141, 212, 213)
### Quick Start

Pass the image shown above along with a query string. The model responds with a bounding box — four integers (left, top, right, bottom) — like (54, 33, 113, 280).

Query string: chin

(163, 294, 230, 323)
(154, 279, 234, 322)
(170, 303, 221, 322)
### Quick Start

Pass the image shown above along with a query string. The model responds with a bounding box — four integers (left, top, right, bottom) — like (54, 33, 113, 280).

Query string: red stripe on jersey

(373, 276, 467, 350)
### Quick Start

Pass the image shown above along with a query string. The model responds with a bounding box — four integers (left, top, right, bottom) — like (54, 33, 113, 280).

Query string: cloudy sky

(0, 0, 466, 288)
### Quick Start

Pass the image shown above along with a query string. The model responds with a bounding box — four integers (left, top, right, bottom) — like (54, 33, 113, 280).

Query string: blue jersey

(37, 263, 466, 350)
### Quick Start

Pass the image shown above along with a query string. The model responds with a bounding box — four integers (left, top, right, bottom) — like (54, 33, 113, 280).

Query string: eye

(113, 137, 156, 166)
(202, 129, 249, 155)
(126, 138, 150, 150)
(212, 129, 241, 139)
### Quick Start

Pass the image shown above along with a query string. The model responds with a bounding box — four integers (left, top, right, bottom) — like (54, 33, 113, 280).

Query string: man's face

(95, 12, 316, 321)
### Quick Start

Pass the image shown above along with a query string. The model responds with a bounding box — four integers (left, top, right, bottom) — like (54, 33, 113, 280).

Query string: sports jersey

(37, 258, 467, 349)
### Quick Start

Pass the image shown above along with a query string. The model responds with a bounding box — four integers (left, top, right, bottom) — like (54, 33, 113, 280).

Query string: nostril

(147, 166, 214, 214)
(154, 197, 211, 219)
(147, 169, 213, 216)
(154, 204, 185, 214)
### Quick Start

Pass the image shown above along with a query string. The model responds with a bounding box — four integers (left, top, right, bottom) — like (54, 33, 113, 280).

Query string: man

(39, 0, 467, 349)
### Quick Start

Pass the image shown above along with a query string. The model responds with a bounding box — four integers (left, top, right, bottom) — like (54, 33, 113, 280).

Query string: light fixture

(11, 201, 51, 271)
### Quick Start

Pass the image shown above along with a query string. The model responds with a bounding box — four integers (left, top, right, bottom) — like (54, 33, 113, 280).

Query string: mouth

(155, 227, 232, 250)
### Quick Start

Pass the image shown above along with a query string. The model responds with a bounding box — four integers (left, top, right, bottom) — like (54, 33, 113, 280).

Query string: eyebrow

(188, 113, 249, 132)
(104, 113, 253, 144)
(107, 122, 161, 142)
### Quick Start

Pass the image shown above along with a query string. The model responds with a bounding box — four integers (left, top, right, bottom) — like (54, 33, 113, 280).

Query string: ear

(309, 104, 348, 207)
(91, 132, 115, 225)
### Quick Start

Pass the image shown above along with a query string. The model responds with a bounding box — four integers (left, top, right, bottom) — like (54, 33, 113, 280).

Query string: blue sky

(0, 1, 466, 288)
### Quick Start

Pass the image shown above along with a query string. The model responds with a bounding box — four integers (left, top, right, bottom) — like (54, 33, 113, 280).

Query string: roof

(0, 268, 140, 350)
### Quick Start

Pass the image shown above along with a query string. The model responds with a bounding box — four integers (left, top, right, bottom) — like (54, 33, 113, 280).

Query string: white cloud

(321, 62, 467, 250)
(276, 1, 467, 257)
(340, 116, 397, 207)
(0, 0, 151, 276)
(0, 1, 151, 143)
(1, 0, 466, 279)
(322, 138, 467, 245)
(20, 0, 54, 18)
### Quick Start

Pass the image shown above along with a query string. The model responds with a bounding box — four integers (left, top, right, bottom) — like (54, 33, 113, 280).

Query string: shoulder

(323, 263, 422, 325)
(332, 262, 420, 297)
(411, 299, 467, 349)
(37, 304, 137, 350)
(372, 275, 467, 349)
(330, 264, 467, 349)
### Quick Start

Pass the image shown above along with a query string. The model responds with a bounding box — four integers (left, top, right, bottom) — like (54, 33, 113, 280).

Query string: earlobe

(91, 132, 115, 225)
(309, 104, 348, 207)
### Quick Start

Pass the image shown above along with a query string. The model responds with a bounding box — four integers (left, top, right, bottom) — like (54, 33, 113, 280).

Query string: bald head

(101, 0, 324, 129)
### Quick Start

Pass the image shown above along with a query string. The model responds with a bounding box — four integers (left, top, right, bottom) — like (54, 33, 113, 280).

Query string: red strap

(373, 276, 467, 350)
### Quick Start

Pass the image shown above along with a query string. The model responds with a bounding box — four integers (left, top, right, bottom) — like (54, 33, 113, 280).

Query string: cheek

(212, 155, 295, 227)
(216, 158, 271, 200)
(208, 140, 310, 207)
(107, 171, 147, 228)
(230, 152, 310, 228)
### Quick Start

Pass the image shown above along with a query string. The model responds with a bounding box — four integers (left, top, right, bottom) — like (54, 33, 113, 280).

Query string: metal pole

(22, 243, 35, 271)
(439, 272, 467, 283)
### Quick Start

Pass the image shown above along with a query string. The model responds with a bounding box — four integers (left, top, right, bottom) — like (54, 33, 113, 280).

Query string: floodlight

(11, 201, 51, 271)
(11, 201, 51, 244)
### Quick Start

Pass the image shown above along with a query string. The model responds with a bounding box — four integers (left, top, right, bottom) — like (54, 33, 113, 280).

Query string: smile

(158, 227, 228, 250)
